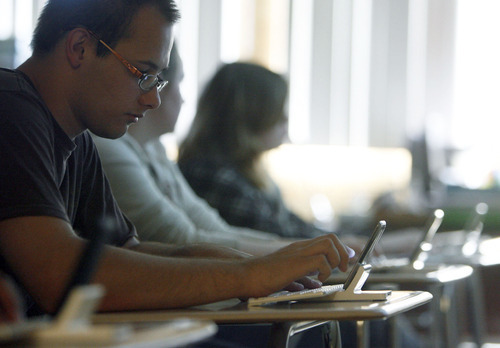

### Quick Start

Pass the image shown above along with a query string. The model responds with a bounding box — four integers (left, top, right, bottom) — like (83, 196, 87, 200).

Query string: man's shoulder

(0, 68, 36, 95)
(0, 68, 19, 89)
(0, 69, 55, 136)
(0, 68, 46, 119)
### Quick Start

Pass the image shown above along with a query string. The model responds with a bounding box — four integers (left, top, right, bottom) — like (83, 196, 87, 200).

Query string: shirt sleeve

(93, 136, 278, 248)
(73, 133, 138, 246)
(0, 91, 70, 222)
(150, 141, 280, 243)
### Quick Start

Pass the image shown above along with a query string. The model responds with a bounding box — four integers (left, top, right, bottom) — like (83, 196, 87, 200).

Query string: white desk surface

(326, 264, 473, 285)
(428, 235, 500, 267)
(93, 290, 432, 325)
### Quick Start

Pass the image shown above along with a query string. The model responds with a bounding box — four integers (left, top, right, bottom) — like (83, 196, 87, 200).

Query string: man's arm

(127, 241, 252, 259)
(0, 215, 351, 314)
(0, 273, 22, 323)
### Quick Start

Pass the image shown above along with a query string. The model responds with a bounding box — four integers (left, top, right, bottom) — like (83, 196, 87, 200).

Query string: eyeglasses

(88, 30, 168, 92)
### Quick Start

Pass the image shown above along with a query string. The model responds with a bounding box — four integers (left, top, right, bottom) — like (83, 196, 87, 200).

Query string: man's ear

(65, 28, 93, 69)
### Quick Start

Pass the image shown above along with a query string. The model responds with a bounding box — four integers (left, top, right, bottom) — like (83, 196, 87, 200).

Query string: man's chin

(93, 127, 128, 140)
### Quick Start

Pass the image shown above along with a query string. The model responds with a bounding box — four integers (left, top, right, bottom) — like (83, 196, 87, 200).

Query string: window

(447, 0, 500, 188)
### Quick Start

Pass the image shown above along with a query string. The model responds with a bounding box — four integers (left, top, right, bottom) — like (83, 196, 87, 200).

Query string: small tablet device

(343, 220, 385, 290)
(248, 221, 387, 306)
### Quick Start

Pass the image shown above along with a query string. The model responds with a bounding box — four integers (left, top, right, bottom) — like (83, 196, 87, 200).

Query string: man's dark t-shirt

(0, 68, 137, 315)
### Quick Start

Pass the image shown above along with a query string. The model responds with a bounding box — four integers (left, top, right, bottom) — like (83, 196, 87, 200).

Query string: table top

(326, 264, 473, 285)
(93, 290, 432, 325)
(427, 236, 500, 267)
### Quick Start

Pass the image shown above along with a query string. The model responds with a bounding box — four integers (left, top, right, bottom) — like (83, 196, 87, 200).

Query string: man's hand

(339, 234, 385, 265)
(242, 234, 354, 298)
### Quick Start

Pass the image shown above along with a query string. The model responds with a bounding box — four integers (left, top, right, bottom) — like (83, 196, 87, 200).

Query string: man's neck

(17, 56, 84, 140)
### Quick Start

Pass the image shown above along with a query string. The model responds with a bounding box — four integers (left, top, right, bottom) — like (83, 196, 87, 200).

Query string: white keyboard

(248, 284, 344, 307)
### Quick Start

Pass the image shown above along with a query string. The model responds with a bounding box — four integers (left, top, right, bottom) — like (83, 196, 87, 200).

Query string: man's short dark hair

(31, 0, 180, 57)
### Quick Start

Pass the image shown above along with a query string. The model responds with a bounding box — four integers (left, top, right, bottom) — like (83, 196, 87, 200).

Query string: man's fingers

(263, 234, 355, 295)
(283, 276, 323, 292)
(328, 236, 353, 272)
(295, 276, 322, 289)
(298, 254, 335, 283)
(283, 282, 305, 292)
(298, 235, 351, 272)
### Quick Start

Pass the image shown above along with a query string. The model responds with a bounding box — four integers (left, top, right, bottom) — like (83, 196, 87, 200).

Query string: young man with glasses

(0, 0, 352, 318)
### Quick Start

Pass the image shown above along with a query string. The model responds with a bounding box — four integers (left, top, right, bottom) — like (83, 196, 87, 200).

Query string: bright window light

(172, 0, 200, 141)
(288, 0, 313, 144)
(221, 0, 243, 63)
(449, 0, 500, 188)
(453, 0, 500, 150)
(0, 1, 13, 40)
(348, 0, 372, 146)
(14, 0, 34, 66)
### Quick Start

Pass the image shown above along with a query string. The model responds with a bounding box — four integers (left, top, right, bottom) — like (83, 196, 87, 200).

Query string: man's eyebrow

(137, 60, 166, 73)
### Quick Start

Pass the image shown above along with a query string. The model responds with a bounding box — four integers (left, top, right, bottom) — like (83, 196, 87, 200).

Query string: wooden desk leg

(267, 320, 339, 348)
(356, 320, 369, 348)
